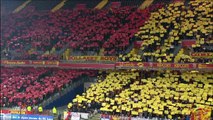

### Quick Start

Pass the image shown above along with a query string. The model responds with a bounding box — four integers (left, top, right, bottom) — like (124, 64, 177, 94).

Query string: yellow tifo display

(73, 71, 139, 103)
(121, 0, 212, 63)
(183, 0, 212, 49)
(69, 71, 213, 119)
(134, 2, 185, 62)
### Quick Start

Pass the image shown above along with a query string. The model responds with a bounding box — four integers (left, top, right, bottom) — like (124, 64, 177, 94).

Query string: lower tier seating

(69, 70, 213, 119)
(0, 67, 97, 107)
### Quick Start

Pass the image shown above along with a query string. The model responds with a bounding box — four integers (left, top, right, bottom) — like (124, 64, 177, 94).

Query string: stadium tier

(1, 1, 163, 59)
(0, 67, 97, 107)
(69, 70, 213, 119)
(1, 0, 211, 64)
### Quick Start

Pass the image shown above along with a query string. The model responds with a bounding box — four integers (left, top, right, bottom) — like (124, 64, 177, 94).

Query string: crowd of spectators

(1, 1, 213, 120)
(1, 0, 212, 64)
(0, 67, 96, 107)
(1, 2, 163, 60)
(121, 0, 212, 64)
(68, 70, 213, 119)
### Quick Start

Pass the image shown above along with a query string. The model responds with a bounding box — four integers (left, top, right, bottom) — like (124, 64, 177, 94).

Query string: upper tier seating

(1, 6, 63, 58)
(58, 6, 138, 54)
(1, 2, 163, 60)
(121, 0, 212, 63)
(69, 70, 213, 119)
(0, 67, 96, 107)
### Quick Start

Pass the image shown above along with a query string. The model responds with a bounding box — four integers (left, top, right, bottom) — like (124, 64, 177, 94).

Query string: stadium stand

(1, 0, 213, 120)
(69, 70, 213, 119)
(0, 67, 96, 107)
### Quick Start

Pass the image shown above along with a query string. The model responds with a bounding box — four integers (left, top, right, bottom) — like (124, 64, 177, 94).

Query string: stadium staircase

(138, 0, 154, 9)
(51, 0, 67, 12)
(12, 0, 32, 13)
(94, 0, 109, 9)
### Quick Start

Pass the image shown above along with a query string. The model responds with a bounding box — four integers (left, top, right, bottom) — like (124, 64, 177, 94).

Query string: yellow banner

(69, 56, 117, 61)
(10, 109, 26, 114)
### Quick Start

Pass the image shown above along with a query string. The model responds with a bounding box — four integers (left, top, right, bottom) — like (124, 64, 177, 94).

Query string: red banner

(1, 60, 30, 65)
(152, 63, 196, 69)
(69, 56, 117, 62)
(153, 63, 172, 68)
(1, 109, 11, 114)
(190, 52, 213, 58)
(1, 60, 58, 66)
(182, 40, 196, 46)
(30, 61, 59, 65)
(197, 64, 213, 69)
(59, 63, 115, 69)
(116, 62, 212, 69)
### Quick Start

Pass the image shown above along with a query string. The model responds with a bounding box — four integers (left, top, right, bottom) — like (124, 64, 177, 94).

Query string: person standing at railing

(26, 106, 32, 114)
(38, 106, 43, 114)
(27, 106, 32, 111)
(52, 107, 57, 115)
